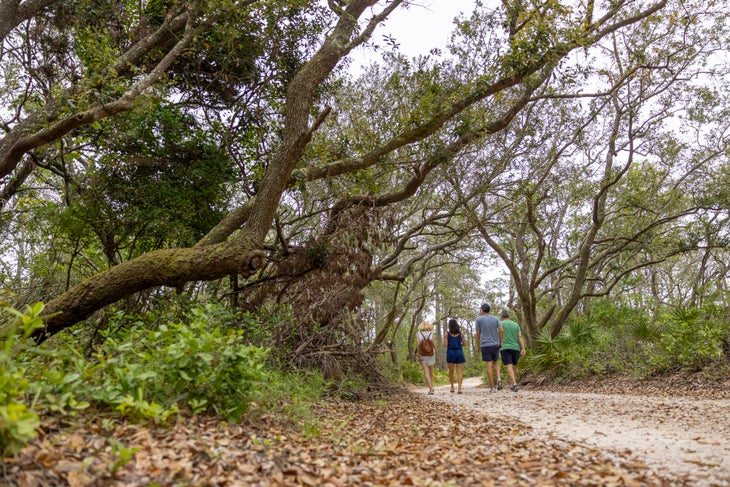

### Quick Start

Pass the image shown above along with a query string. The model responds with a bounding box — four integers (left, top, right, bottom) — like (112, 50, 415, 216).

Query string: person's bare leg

(494, 361, 501, 388)
(448, 363, 455, 392)
(507, 364, 517, 387)
(421, 361, 432, 391)
(485, 361, 494, 388)
(428, 364, 435, 392)
(456, 363, 464, 392)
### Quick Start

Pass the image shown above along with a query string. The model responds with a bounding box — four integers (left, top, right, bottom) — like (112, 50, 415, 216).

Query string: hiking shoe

(489, 387, 497, 393)
(510, 384, 520, 392)
(497, 378, 503, 390)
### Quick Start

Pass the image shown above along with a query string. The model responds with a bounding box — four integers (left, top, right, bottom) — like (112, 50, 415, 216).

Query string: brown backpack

(418, 332, 434, 356)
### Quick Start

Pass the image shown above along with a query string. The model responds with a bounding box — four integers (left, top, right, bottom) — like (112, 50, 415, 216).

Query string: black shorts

(480, 345, 500, 362)
(500, 349, 520, 366)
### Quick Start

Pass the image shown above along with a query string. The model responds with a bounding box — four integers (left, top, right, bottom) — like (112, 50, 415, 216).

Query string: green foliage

(86, 304, 269, 422)
(0, 303, 45, 456)
(397, 360, 425, 384)
(561, 319, 599, 347)
(61, 104, 236, 262)
(233, 304, 296, 352)
(525, 328, 568, 374)
(108, 438, 139, 475)
(656, 306, 727, 371)
(0, 404, 40, 457)
(522, 300, 730, 380)
(0, 299, 329, 457)
(115, 387, 177, 423)
(525, 307, 609, 379)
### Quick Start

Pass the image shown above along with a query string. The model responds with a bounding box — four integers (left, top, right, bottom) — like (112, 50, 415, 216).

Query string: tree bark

(34, 243, 265, 341)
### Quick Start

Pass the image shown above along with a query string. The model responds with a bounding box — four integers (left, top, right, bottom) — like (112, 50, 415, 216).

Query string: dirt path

(421, 377, 730, 486)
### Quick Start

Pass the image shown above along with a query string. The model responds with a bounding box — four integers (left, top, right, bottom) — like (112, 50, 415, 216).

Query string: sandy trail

(420, 377, 730, 486)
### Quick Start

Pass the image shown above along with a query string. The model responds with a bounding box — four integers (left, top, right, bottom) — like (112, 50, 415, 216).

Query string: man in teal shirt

(500, 309, 526, 392)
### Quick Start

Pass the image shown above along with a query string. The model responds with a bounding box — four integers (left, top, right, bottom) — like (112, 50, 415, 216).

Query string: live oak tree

(5, 0, 723, 352)
(444, 1, 730, 340)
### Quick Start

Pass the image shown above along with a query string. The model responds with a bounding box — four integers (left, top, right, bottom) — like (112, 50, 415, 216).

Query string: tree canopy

(1, 0, 729, 358)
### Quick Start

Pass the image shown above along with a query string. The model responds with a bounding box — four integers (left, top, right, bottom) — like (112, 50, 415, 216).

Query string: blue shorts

(480, 345, 500, 362)
(446, 349, 466, 364)
(500, 349, 520, 366)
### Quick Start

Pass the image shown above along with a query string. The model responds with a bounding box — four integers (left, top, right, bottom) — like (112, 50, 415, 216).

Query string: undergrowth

(3, 295, 728, 458)
(0, 300, 327, 458)
(522, 300, 730, 381)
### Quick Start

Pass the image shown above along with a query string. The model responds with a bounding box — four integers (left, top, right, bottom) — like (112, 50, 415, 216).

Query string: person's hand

(520, 349, 526, 356)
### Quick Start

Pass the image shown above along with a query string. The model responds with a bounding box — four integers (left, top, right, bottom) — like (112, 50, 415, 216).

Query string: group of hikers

(416, 303, 527, 395)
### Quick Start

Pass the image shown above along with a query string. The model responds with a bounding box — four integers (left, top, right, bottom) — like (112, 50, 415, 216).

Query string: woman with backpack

(417, 321, 436, 394)
(444, 318, 467, 393)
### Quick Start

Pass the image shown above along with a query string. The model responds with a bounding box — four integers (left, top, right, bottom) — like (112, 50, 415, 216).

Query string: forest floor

(3, 374, 730, 486)
(421, 375, 730, 487)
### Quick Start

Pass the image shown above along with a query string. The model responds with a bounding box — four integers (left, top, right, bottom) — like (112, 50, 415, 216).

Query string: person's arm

(518, 331, 526, 356)
(475, 327, 481, 347)
(443, 333, 448, 347)
(461, 333, 466, 346)
(498, 325, 504, 348)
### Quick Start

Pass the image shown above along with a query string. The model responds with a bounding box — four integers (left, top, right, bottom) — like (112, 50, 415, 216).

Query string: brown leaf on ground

(427, 374, 730, 487)
(526, 371, 730, 400)
(2, 391, 687, 486)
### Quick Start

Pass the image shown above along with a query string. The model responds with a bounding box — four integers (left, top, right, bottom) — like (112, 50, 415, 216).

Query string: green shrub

(399, 360, 425, 384)
(0, 302, 45, 456)
(656, 306, 727, 371)
(89, 303, 270, 422)
(523, 317, 603, 379)
(522, 301, 730, 380)
(0, 299, 328, 456)
(524, 328, 567, 374)
(17, 302, 273, 424)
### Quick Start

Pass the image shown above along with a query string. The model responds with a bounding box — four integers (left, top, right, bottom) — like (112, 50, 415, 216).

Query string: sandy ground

(419, 377, 730, 486)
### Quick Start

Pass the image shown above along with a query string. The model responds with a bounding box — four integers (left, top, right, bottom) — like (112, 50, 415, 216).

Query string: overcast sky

(351, 0, 478, 71)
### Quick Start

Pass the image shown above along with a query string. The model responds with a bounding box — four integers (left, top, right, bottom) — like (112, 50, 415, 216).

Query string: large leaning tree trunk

(28, 0, 397, 341)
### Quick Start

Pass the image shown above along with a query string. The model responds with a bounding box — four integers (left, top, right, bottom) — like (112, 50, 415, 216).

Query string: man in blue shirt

(475, 303, 503, 392)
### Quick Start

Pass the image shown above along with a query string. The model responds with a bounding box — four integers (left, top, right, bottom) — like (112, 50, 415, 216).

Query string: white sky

(351, 0, 478, 71)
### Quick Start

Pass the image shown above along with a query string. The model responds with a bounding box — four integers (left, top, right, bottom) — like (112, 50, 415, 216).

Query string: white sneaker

(489, 387, 497, 393)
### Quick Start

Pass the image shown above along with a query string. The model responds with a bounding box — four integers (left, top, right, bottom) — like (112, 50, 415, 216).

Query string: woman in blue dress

(444, 318, 467, 393)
